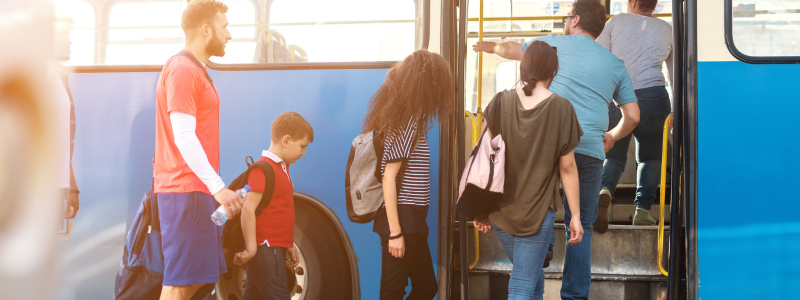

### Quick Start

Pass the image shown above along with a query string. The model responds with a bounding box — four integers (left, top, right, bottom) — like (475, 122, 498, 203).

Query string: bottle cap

(244, 185, 251, 192)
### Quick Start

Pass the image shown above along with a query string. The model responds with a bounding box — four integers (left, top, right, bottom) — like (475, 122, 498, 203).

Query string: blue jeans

(601, 86, 672, 211)
(554, 153, 603, 300)
(493, 210, 556, 300)
(242, 245, 290, 300)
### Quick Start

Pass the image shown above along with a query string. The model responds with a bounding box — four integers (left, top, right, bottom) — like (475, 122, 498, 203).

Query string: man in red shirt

(153, 1, 239, 299)
(232, 112, 314, 300)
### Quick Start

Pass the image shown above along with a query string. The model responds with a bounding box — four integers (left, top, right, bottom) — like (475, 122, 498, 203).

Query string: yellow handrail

(464, 110, 480, 269)
(465, 13, 672, 22)
(657, 114, 673, 277)
(476, 0, 484, 129)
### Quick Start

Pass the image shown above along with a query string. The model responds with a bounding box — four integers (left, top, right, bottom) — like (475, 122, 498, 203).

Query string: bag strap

(173, 52, 214, 85)
(251, 160, 276, 216)
(235, 160, 276, 217)
(486, 91, 503, 137)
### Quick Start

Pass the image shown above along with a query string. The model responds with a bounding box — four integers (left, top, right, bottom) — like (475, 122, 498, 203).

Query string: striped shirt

(380, 119, 431, 206)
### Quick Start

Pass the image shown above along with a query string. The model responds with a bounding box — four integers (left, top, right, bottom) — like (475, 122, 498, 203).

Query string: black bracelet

(388, 232, 403, 240)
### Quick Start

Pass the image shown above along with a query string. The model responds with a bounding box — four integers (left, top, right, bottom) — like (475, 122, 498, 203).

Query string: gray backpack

(344, 128, 418, 223)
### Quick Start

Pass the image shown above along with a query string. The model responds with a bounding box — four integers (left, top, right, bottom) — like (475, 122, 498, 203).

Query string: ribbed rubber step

(554, 204, 672, 224)
(468, 271, 667, 300)
(466, 225, 670, 276)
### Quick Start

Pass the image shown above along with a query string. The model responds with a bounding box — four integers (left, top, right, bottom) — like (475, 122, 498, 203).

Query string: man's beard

(205, 28, 226, 57)
(564, 25, 571, 36)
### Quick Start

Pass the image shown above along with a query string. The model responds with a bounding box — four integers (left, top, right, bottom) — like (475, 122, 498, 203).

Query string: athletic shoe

(633, 208, 657, 225)
(594, 187, 613, 233)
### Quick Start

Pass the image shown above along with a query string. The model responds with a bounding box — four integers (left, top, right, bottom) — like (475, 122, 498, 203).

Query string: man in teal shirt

(474, 0, 640, 298)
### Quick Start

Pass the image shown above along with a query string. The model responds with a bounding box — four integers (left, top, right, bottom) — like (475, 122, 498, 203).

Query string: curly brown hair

(362, 50, 454, 135)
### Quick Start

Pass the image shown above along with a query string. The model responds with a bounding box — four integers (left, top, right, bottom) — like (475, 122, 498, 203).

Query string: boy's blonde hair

(272, 112, 314, 143)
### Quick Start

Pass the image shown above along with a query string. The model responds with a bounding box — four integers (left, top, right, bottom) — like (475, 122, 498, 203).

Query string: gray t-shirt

(596, 13, 674, 90)
(484, 90, 583, 236)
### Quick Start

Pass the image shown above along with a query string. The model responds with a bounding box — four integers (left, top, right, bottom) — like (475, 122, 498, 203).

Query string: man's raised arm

(473, 40, 525, 61)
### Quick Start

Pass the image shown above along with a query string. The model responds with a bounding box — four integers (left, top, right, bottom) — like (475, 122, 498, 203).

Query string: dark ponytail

(519, 41, 559, 96)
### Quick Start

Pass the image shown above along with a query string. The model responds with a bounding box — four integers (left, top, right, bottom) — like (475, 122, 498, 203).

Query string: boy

(232, 112, 314, 300)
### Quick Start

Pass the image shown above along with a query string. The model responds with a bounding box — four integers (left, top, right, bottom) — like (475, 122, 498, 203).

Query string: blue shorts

(157, 192, 227, 286)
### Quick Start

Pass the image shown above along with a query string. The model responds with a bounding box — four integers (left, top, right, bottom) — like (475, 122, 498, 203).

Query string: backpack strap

(173, 52, 214, 84)
(250, 160, 276, 216)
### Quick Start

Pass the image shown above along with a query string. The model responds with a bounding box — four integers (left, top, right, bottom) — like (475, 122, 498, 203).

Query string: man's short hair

(181, 0, 228, 38)
(637, 0, 658, 11)
(573, 0, 607, 38)
(272, 112, 314, 143)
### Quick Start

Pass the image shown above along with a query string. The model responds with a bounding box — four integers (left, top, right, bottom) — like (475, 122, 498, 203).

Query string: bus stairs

(463, 204, 671, 300)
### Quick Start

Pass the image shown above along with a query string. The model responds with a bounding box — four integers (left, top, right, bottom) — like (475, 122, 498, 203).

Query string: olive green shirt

(485, 90, 583, 236)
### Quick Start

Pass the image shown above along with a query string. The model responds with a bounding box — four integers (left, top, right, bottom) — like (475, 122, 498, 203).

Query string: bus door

(55, 0, 442, 299)
(452, 1, 678, 299)
(691, 1, 800, 299)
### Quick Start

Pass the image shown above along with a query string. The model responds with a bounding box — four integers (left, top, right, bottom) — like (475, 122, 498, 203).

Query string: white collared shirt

(262, 150, 289, 176)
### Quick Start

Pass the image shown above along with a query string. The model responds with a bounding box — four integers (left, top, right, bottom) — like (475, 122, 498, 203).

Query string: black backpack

(221, 156, 276, 279)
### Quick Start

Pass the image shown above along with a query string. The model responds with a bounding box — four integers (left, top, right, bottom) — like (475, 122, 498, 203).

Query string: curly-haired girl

(362, 49, 453, 300)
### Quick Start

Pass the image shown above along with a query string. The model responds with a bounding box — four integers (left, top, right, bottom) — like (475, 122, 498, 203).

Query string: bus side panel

(62, 69, 440, 299)
(697, 61, 800, 298)
(213, 69, 440, 299)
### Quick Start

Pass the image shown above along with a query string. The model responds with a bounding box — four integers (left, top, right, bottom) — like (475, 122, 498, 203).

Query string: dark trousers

(601, 86, 672, 211)
(242, 245, 290, 300)
(379, 233, 438, 300)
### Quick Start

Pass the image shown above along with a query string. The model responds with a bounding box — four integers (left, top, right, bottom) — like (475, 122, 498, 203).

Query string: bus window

(269, 0, 416, 62)
(106, 0, 256, 65)
(730, 1, 800, 57)
(495, 61, 520, 94)
(609, 0, 673, 16)
(56, 0, 95, 65)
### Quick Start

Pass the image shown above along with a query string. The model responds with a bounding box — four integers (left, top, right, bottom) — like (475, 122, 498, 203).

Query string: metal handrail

(465, 13, 672, 22)
(657, 114, 673, 277)
(464, 110, 480, 270)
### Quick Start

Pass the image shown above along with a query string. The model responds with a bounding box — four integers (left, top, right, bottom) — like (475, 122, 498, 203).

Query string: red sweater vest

(247, 156, 294, 248)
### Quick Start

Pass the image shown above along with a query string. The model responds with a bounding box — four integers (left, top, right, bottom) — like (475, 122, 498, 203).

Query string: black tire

(216, 198, 352, 300)
(294, 199, 352, 300)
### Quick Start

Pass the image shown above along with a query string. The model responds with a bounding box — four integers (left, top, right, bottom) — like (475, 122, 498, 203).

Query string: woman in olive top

(474, 40, 584, 300)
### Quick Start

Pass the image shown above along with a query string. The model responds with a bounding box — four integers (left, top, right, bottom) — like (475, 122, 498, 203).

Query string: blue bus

(5, 0, 797, 299)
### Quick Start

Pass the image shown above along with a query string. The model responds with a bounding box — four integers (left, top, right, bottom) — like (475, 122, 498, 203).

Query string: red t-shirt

(248, 155, 295, 248)
(154, 50, 220, 194)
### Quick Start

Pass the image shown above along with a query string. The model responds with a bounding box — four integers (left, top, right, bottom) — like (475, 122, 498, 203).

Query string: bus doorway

(447, 1, 678, 299)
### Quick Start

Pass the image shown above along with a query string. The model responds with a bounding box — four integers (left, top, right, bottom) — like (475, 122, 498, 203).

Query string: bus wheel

(215, 199, 351, 300)
(292, 199, 351, 300)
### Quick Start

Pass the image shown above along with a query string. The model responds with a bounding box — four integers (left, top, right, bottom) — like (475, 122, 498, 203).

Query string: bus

(1, 0, 798, 299)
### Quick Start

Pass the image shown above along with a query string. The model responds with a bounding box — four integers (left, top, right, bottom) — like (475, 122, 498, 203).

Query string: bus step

(555, 204, 672, 224)
(466, 225, 670, 276)
(468, 271, 667, 300)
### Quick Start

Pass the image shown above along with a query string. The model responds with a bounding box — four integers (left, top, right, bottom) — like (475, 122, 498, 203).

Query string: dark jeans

(552, 153, 603, 300)
(242, 245, 290, 300)
(379, 233, 437, 300)
(601, 86, 672, 211)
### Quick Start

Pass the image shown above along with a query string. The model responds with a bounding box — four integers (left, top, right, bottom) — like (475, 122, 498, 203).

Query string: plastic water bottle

(211, 185, 250, 226)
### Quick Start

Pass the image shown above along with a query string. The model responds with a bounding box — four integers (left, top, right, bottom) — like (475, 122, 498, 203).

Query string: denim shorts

(157, 192, 226, 286)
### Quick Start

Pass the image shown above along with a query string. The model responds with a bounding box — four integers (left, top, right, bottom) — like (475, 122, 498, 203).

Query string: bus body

(63, 65, 442, 299)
